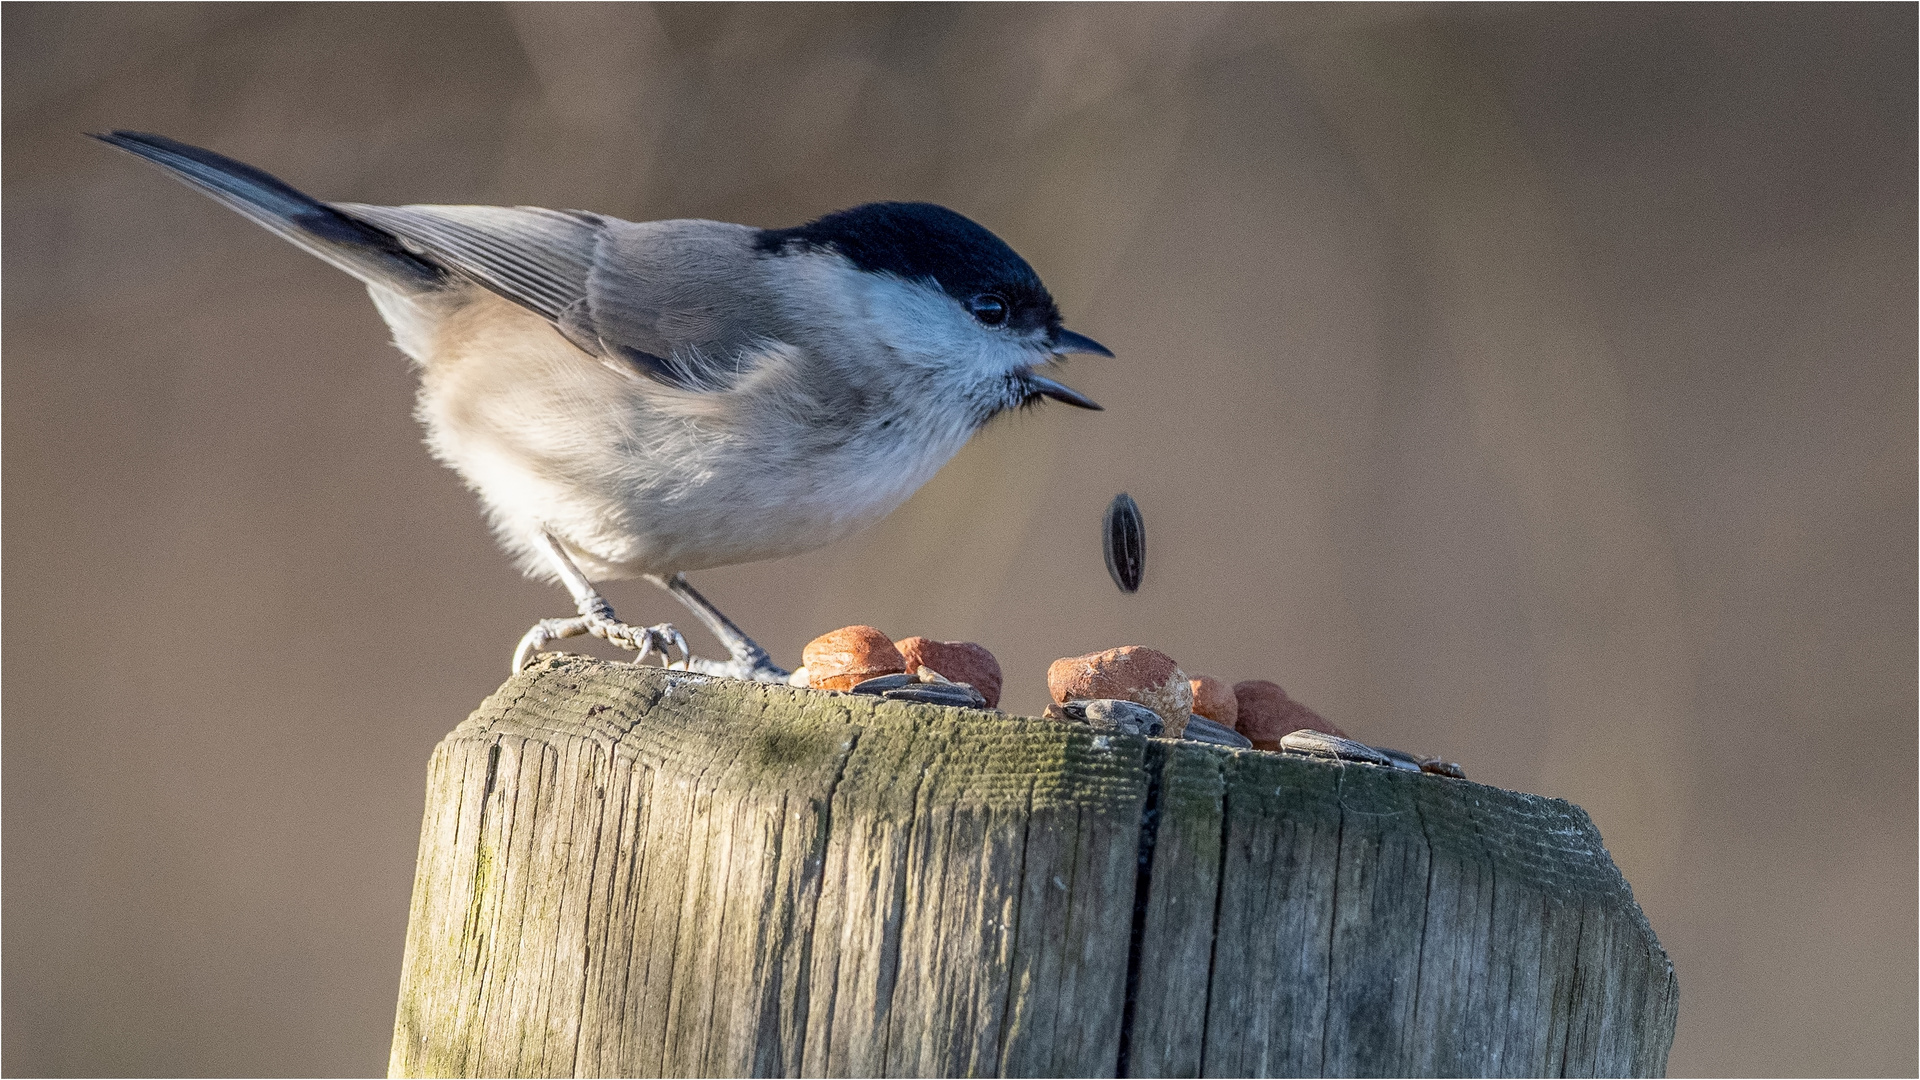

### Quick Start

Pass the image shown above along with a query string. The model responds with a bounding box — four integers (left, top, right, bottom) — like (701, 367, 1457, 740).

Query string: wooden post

(389, 654, 1676, 1078)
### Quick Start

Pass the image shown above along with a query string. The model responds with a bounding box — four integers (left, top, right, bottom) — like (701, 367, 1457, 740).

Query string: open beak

(1026, 372, 1102, 410)
(1050, 328, 1114, 358)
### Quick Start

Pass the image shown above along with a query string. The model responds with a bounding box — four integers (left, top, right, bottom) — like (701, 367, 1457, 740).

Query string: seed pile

(791, 625, 1464, 776)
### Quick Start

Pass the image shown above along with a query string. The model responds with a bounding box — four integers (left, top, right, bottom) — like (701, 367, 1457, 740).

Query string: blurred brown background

(4, 2, 1913, 1075)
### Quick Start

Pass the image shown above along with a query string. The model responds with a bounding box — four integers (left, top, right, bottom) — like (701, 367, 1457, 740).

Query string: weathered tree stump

(389, 654, 1676, 1078)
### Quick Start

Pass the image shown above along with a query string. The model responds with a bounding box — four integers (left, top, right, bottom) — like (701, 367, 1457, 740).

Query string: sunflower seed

(1103, 492, 1145, 593)
(1278, 729, 1395, 767)
(883, 684, 986, 708)
(1082, 698, 1163, 735)
(1183, 714, 1253, 749)
(849, 672, 917, 694)
(1372, 745, 1428, 773)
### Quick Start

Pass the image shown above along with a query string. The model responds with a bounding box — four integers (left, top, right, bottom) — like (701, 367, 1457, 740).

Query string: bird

(96, 131, 1110, 682)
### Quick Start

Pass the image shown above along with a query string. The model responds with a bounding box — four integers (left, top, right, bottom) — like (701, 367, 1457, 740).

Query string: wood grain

(390, 654, 1676, 1077)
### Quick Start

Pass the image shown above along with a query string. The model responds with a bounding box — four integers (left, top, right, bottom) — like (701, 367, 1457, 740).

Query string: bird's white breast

(390, 287, 982, 582)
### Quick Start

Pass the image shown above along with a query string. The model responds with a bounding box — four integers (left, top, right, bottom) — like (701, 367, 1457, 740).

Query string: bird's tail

(92, 131, 447, 294)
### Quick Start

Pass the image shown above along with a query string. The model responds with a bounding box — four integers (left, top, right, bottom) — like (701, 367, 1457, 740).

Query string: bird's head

(755, 201, 1109, 416)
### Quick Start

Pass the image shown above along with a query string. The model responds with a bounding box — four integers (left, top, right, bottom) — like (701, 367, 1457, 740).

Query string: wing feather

(333, 205, 777, 393)
(334, 203, 597, 321)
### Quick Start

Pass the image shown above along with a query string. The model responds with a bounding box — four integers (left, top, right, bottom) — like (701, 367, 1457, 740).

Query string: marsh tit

(97, 131, 1109, 682)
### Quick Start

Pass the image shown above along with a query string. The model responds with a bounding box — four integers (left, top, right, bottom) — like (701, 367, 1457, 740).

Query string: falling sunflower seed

(1103, 492, 1145, 593)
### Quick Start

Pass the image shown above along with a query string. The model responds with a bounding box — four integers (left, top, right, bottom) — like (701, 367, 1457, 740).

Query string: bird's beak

(1050, 328, 1114, 358)
(1027, 372, 1102, 410)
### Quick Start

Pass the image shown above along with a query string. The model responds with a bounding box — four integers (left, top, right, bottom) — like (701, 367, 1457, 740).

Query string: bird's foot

(582, 601, 689, 664)
(513, 614, 588, 672)
(642, 571, 792, 684)
(511, 597, 689, 673)
(669, 648, 791, 684)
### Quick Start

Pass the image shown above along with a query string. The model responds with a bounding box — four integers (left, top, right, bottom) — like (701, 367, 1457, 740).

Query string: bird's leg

(647, 572, 792, 684)
(511, 532, 689, 673)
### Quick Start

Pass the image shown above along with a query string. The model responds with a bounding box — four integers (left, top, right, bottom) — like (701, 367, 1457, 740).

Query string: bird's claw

(669, 653, 793, 684)
(511, 601, 689, 674)
(513, 615, 590, 672)
(511, 585, 789, 682)
(584, 609, 689, 665)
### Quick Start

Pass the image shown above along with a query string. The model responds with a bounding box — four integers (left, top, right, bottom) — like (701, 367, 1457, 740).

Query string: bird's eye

(967, 293, 1009, 326)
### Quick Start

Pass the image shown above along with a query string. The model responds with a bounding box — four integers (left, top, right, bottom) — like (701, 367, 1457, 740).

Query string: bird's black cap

(756, 202, 1060, 334)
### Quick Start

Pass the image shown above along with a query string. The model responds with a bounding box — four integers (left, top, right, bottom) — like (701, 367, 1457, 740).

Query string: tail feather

(93, 131, 447, 293)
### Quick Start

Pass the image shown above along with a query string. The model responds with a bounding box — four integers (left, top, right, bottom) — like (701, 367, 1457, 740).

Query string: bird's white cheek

(896, 321, 1034, 380)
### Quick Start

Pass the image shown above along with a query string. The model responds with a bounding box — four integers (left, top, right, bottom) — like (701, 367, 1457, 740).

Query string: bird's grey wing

(333, 205, 771, 391)
(572, 221, 782, 392)
(335, 203, 597, 322)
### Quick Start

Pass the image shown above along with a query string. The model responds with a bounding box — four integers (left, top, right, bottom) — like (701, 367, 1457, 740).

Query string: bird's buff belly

(430, 406, 963, 580)
(511, 450, 939, 578)
(413, 301, 972, 580)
